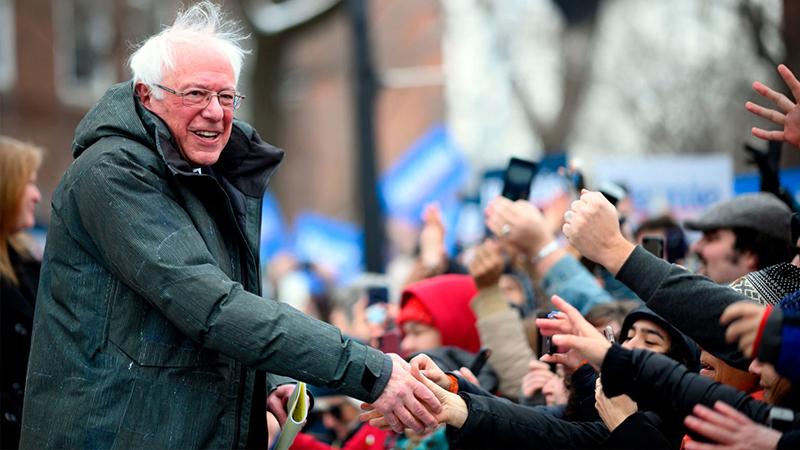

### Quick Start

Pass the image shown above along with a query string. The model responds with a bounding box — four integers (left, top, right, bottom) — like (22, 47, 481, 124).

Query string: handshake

(358, 353, 472, 434)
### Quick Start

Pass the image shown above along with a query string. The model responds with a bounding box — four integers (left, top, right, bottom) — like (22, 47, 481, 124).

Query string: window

(0, 0, 15, 91)
(53, 0, 116, 106)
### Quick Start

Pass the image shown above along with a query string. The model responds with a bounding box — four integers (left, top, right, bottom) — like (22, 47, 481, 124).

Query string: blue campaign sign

(291, 212, 364, 285)
(260, 191, 288, 263)
(379, 125, 470, 224)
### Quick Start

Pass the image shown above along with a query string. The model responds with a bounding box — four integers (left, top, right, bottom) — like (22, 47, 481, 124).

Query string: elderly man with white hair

(20, 2, 439, 448)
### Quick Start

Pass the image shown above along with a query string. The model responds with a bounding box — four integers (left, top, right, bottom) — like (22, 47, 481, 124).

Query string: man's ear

(134, 82, 153, 109)
(741, 250, 758, 272)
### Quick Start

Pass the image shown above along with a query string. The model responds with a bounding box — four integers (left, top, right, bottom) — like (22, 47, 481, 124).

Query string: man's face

(138, 42, 235, 166)
(691, 228, 755, 284)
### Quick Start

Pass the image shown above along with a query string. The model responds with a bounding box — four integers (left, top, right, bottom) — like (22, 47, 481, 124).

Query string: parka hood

(72, 81, 284, 197)
(620, 305, 700, 372)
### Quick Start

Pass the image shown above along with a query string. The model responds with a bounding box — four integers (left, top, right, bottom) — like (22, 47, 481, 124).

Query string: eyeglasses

(152, 84, 245, 110)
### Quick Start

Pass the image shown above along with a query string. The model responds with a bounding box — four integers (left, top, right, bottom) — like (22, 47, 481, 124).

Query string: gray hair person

(20, 2, 438, 448)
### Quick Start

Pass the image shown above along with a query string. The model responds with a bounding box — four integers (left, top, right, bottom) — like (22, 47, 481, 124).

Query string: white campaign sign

(592, 154, 733, 224)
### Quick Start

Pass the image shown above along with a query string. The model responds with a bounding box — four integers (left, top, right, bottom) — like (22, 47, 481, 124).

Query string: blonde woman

(0, 135, 42, 449)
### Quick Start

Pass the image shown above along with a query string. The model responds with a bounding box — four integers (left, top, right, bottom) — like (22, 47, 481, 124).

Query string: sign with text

(592, 154, 733, 224)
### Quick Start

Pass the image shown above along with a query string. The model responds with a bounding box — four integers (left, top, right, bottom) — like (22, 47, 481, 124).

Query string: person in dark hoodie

(20, 3, 440, 448)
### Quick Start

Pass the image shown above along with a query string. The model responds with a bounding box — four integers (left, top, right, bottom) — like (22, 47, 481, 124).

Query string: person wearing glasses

(19, 2, 440, 449)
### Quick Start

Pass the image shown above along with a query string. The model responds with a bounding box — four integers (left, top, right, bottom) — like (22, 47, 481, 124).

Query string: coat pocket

(108, 285, 218, 368)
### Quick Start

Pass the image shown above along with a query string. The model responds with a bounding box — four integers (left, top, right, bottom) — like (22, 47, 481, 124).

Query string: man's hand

(561, 190, 635, 274)
(267, 384, 296, 427)
(364, 354, 442, 434)
(468, 239, 505, 290)
(539, 295, 612, 371)
(747, 64, 800, 148)
(683, 401, 782, 450)
(485, 197, 552, 256)
(595, 378, 637, 431)
(720, 301, 768, 359)
(361, 365, 469, 430)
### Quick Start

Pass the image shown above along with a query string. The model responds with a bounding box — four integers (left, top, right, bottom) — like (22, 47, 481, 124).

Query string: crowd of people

(4, 1, 800, 449)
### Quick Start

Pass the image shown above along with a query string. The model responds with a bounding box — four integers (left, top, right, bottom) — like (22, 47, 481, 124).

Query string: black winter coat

(1, 245, 40, 449)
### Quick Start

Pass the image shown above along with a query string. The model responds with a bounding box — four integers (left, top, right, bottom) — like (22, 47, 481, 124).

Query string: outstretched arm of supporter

(683, 402, 782, 450)
(563, 190, 753, 370)
(746, 64, 800, 148)
(537, 298, 772, 424)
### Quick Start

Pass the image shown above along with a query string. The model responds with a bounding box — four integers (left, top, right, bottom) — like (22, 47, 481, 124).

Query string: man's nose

(201, 95, 225, 120)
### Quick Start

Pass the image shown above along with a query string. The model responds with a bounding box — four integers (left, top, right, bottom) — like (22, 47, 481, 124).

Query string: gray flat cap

(684, 193, 792, 243)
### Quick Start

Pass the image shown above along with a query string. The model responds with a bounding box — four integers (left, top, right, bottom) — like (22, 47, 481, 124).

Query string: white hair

(129, 1, 250, 97)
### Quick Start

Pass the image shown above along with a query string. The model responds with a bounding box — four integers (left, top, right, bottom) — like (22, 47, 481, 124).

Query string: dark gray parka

(20, 82, 390, 449)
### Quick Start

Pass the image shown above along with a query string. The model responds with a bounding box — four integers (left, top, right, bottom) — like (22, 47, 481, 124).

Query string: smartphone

(535, 312, 555, 357)
(377, 328, 401, 354)
(469, 348, 492, 374)
(642, 235, 665, 259)
(501, 157, 538, 201)
(365, 286, 389, 325)
(366, 286, 389, 307)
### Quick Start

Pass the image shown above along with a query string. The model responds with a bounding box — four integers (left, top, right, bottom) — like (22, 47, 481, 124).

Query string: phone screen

(366, 286, 389, 307)
(501, 157, 538, 201)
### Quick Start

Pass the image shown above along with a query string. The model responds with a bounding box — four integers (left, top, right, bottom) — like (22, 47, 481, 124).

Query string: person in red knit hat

(396, 274, 481, 357)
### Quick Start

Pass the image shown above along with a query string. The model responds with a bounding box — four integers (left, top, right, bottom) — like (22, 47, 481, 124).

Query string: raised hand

(747, 64, 800, 148)
(420, 203, 447, 269)
(539, 295, 612, 371)
(720, 301, 768, 359)
(485, 197, 553, 256)
(364, 353, 442, 434)
(683, 401, 782, 450)
(561, 190, 635, 275)
(468, 239, 505, 290)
